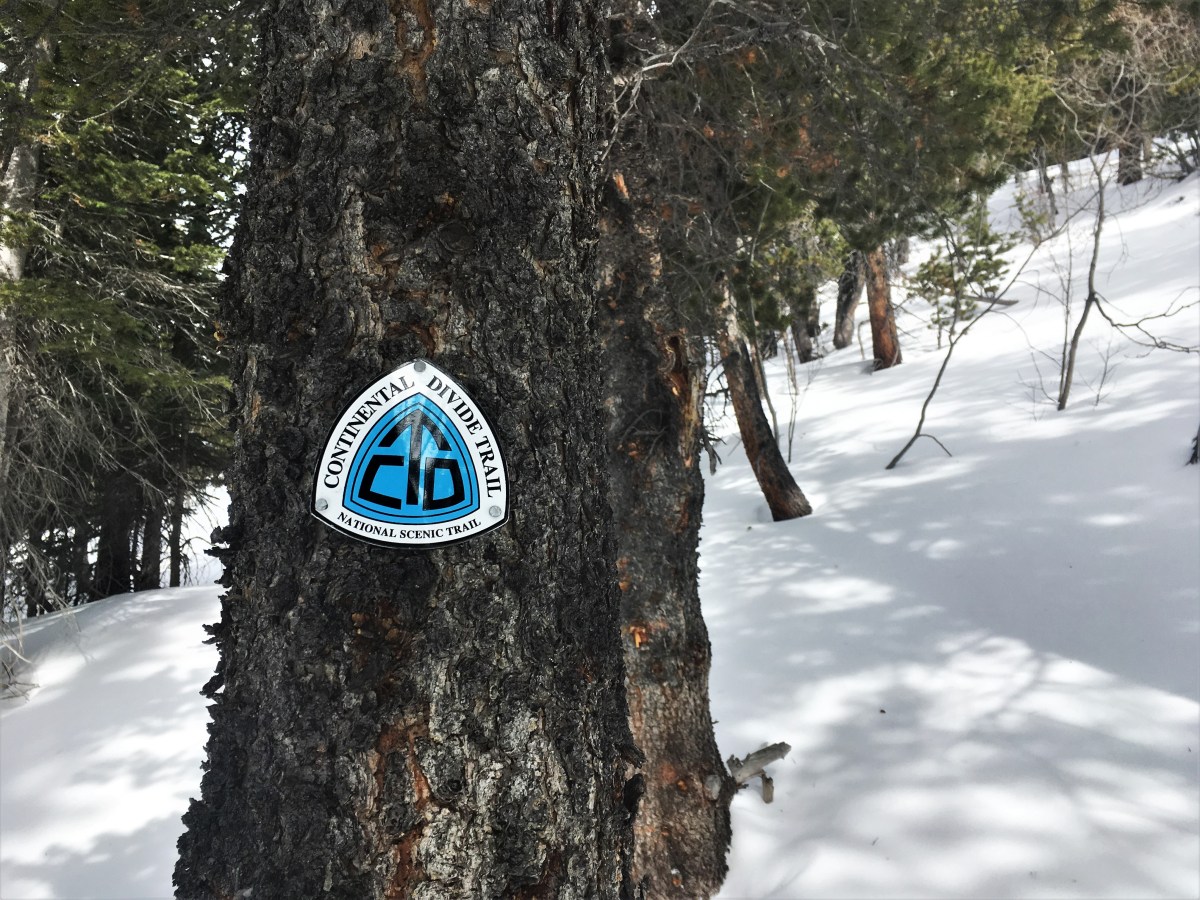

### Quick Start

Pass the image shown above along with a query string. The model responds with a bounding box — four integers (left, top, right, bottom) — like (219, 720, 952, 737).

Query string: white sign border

(310, 358, 510, 548)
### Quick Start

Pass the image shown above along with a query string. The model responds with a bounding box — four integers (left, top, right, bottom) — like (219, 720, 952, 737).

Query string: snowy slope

(1, 588, 220, 899)
(0, 158, 1196, 899)
(707, 162, 1200, 899)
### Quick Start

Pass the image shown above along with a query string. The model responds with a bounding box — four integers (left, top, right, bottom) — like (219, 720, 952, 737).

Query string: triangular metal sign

(311, 359, 509, 547)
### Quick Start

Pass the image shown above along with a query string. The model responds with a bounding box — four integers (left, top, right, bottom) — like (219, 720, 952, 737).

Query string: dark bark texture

(175, 2, 636, 898)
(832, 250, 863, 350)
(716, 285, 811, 522)
(864, 245, 902, 371)
(599, 134, 733, 896)
(168, 486, 184, 588)
(137, 499, 163, 591)
(92, 472, 137, 599)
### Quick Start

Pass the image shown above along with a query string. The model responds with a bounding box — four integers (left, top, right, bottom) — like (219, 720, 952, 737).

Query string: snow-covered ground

(0, 588, 220, 899)
(2, 156, 1197, 899)
(708, 159, 1200, 899)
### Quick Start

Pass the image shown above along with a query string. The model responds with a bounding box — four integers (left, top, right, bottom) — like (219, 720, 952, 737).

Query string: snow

(1, 155, 1197, 898)
(0, 588, 220, 899)
(707, 158, 1200, 899)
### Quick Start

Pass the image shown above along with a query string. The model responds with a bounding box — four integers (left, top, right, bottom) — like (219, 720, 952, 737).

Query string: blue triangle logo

(342, 394, 480, 525)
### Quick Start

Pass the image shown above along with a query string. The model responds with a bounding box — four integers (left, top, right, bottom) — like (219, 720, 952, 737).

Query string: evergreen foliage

(0, 1, 1186, 614)
(0, 1, 251, 617)
(913, 200, 1016, 347)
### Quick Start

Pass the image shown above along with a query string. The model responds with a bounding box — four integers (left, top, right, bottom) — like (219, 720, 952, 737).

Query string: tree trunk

(864, 245, 902, 370)
(1117, 138, 1143, 185)
(168, 485, 185, 588)
(92, 472, 138, 599)
(1058, 167, 1106, 412)
(1, 42, 46, 623)
(0, 310, 15, 510)
(716, 283, 811, 521)
(791, 284, 820, 364)
(832, 250, 864, 350)
(0, 81, 40, 501)
(600, 139, 733, 896)
(71, 523, 92, 604)
(1035, 144, 1059, 219)
(137, 497, 163, 591)
(175, 2, 635, 898)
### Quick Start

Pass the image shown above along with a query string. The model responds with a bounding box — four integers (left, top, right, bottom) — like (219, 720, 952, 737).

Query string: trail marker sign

(311, 359, 509, 547)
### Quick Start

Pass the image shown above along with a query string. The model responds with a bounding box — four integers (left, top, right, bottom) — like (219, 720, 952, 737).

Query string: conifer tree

(600, 8, 738, 894)
(175, 0, 636, 895)
(0, 1, 247, 615)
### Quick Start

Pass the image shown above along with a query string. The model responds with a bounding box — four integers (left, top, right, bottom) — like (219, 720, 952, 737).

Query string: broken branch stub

(727, 741, 791, 803)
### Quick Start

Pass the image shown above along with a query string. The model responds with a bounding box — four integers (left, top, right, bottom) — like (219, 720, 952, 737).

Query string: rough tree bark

(716, 283, 812, 521)
(832, 250, 864, 350)
(175, 2, 636, 898)
(864, 245, 902, 370)
(600, 142, 733, 895)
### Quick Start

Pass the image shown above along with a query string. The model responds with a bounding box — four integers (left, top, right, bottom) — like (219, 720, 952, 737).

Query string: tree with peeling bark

(174, 1, 638, 897)
(599, 13, 735, 890)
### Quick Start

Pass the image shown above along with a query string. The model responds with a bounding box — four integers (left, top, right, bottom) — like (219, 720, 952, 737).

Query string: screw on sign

(311, 359, 509, 547)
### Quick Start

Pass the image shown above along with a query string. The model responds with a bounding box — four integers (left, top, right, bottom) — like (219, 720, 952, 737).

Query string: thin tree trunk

(0, 311, 15, 500)
(168, 485, 185, 588)
(1058, 165, 1106, 411)
(600, 137, 733, 896)
(71, 523, 91, 604)
(832, 250, 864, 350)
(1036, 144, 1059, 219)
(1059, 295, 1097, 411)
(175, 2, 635, 897)
(716, 282, 811, 521)
(864, 245, 902, 370)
